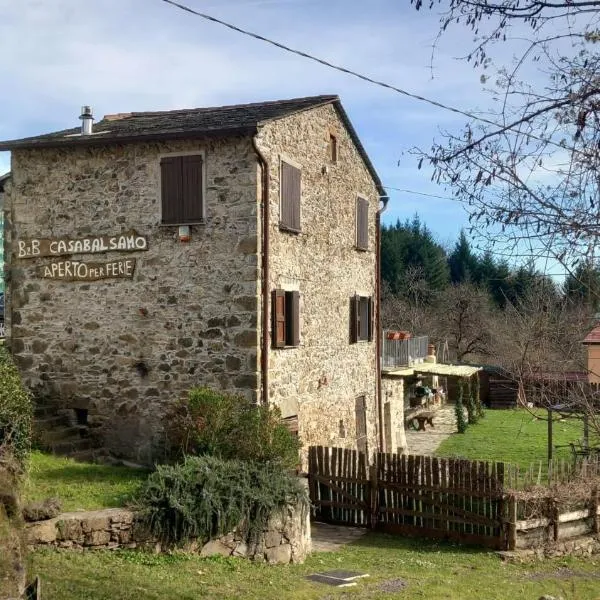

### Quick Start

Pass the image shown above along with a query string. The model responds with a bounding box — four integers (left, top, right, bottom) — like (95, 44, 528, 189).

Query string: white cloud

(0, 0, 545, 240)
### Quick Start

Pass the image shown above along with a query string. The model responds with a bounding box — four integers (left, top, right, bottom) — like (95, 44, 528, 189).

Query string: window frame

(350, 294, 374, 343)
(329, 133, 338, 164)
(272, 288, 300, 348)
(159, 150, 206, 226)
(355, 195, 369, 251)
(279, 156, 302, 234)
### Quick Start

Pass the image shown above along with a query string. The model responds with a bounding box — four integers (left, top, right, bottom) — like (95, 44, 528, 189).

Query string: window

(350, 294, 373, 343)
(355, 395, 368, 455)
(160, 154, 204, 224)
(272, 289, 300, 348)
(329, 133, 338, 163)
(280, 161, 301, 232)
(356, 197, 368, 250)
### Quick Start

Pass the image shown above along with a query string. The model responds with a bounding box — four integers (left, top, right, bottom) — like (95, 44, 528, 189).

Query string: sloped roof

(0, 95, 384, 195)
(583, 325, 600, 344)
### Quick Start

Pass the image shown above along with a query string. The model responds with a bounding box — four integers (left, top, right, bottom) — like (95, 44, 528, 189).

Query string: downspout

(252, 134, 270, 406)
(376, 195, 389, 452)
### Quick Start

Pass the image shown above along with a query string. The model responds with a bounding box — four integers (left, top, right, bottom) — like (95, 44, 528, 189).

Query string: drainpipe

(376, 195, 389, 452)
(252, 135, 270, 406)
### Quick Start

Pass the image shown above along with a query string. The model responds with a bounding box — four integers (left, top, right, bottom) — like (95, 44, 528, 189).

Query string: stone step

(38, 426, 89, 444)
(34, 404, 58, 419)
(48, 437, 93, 455)
(34, 414, 69, 429)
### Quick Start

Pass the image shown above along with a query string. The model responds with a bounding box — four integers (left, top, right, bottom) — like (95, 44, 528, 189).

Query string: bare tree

(412, 1, 600, 275)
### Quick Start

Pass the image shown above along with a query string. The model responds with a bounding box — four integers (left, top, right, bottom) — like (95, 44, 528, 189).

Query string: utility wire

(159, 0, 578, 155)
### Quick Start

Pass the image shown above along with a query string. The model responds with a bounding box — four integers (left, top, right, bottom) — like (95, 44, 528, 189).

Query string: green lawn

(29, 533, 600, 600)
(435, 409, 587, 470)
(23, 451, 148, 512)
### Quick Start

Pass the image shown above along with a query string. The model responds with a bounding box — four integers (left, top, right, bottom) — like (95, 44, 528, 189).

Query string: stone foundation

(499, 535, 600, 563)
(25, 505, 310, 564)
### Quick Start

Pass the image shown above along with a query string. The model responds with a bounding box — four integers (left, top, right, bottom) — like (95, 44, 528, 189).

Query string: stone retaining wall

(25, 505, 310, 564)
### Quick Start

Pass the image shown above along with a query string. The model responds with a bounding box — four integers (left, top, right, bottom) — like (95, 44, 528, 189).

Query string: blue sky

(0, 0, 503, 248)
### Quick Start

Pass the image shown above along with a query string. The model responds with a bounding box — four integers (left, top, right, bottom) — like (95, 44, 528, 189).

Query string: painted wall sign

(38, 258, 136, 282)
(17, 232, 148, 259)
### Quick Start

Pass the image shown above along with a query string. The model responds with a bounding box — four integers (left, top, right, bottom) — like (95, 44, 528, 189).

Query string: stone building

(0, 95, 387, 463)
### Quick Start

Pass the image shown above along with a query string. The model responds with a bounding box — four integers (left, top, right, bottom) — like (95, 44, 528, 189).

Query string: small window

(161, 155, 204, 224)
(272, 289, 300, 348)
(280, 161, 301, 232)
(350, 294, 373, 343)
(355, 395, 368, 455)
(329, 133, 338, 163)
(356, 197, 368, 250)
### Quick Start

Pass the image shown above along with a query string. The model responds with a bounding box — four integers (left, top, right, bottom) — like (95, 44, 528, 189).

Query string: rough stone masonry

(2, 98, 383, 463)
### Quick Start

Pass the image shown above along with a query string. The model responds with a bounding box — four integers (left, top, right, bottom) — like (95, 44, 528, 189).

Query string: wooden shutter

(359, 296, 369, 341)
(181, 155, 203, 222)
(355, 395, 368, 455)
(272, 290, 286, 348)
(281, 162, 301, 231)
(350, 295, 359, 343)
(356, 197, 368, 250)
(368, 296, 374, 342)
(329, 134, 337, 163)
(161, 157, 183, 224)
(289, 291, 300, 347)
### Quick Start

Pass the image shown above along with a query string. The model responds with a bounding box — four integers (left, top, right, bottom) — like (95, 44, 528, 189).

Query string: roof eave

(0, 125, 259, 151)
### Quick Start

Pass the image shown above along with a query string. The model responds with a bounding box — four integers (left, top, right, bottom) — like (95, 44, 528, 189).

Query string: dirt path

(405, 405, 457, 456)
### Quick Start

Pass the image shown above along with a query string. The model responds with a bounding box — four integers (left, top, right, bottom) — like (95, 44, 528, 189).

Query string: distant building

(0, 96, 388, 463)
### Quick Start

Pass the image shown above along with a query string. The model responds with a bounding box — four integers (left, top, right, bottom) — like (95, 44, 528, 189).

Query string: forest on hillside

(381, 217, 598, 373)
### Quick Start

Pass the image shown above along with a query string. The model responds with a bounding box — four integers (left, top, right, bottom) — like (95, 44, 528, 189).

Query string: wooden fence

(308, 446, 508, 549)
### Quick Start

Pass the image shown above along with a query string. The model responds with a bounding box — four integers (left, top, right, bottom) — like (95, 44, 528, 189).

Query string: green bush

(135, 455, 308, 545)
(0, 347, 32, 468)
(167, 387, 301, 469)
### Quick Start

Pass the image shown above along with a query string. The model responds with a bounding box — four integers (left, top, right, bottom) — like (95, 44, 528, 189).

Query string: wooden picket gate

(308, 446, 508, 549)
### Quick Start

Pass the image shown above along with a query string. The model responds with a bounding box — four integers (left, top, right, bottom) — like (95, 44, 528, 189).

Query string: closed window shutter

(161, 157, 182, 224)
(350, 294, 359, 343)
(355, 395, 368, 455)
(368, 296, 374, 342)
(281, 162, 301, 231)
(290, 291, 300, 347)
(181, 155, 203, 222)
(272, 290, 286, 348)
(359, 296, 369, 341)
(356, 197, 368, 250)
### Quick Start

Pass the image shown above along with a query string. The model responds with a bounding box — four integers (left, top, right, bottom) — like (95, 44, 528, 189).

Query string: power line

(383, 187, 455, 201)
(158, 0, 574, 154)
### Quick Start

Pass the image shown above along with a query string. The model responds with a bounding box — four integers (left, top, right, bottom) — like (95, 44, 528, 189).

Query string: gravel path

(405, 405, 457, 456)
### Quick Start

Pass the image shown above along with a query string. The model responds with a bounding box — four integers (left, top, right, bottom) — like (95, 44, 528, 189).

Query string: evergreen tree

(448, 230, 478, 284)
(564, 260, 600, 310)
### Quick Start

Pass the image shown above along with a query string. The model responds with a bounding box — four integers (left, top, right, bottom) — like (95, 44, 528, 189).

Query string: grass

(28, 532, 600, 599)
(435, 408, 588, 470)
(23, 451, 148, 512)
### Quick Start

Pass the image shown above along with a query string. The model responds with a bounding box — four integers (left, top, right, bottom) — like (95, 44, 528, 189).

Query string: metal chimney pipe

(79, 106, 94, 135)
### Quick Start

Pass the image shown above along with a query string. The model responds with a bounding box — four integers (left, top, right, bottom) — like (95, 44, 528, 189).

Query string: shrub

(167, 387, 301, 469)
(0, 347, 32, 468)
(135, 455, 308, 545)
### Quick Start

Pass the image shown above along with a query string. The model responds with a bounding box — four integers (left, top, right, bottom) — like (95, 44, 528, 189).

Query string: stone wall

(256, 103, 380, 460)
(25, 505, 310, 564)
(381, 375, 406, 454)
(5, 138, 260, 461)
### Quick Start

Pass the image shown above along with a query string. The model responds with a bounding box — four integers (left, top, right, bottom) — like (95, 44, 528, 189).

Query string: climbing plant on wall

(475, 373, 484, 419)
(455, 379, 468, 433)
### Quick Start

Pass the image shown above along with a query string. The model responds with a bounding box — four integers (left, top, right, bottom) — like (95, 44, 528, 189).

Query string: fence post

(591, 486, 599, 534)
(507, 494, 517, 550)
(369, 463, 378, 529)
